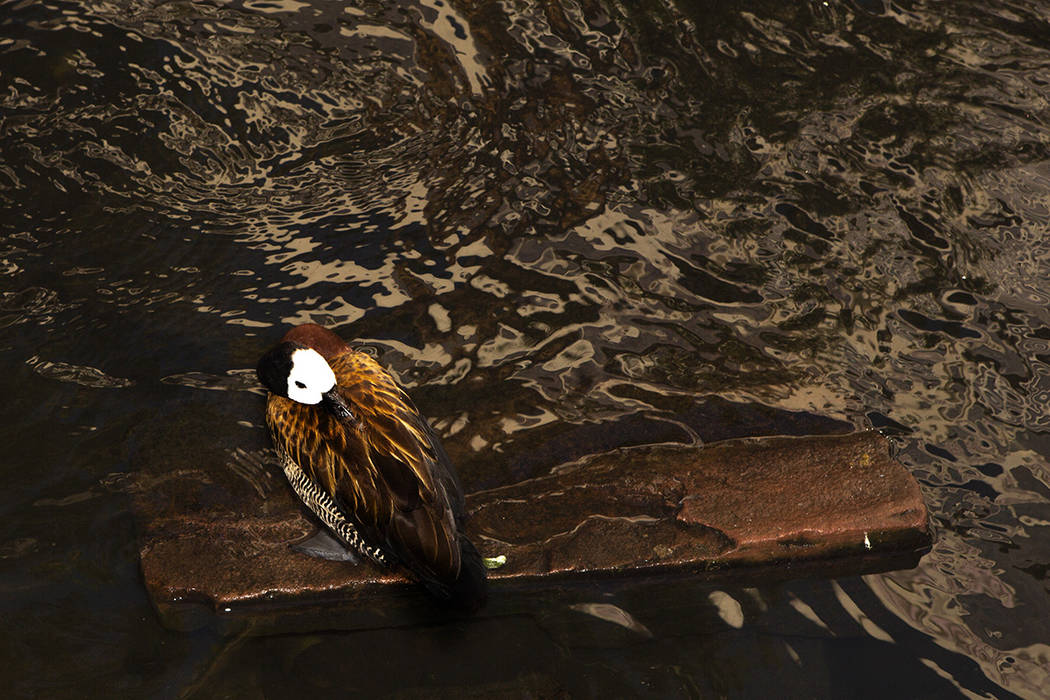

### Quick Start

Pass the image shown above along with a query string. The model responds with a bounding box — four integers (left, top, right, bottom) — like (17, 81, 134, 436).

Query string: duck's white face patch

(286, 348, 337, 404)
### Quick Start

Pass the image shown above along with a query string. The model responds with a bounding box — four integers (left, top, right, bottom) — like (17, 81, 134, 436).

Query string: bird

(256, 323, 487, 610)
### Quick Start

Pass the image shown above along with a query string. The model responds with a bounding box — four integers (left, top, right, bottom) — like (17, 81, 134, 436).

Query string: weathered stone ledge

(131, 431, 930, 631)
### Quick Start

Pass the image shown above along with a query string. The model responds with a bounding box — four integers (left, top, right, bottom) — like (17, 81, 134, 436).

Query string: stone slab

(128, 429, 929, 631)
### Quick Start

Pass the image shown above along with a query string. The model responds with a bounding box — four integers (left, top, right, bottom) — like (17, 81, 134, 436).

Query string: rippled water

(4, 0, 1050, 697)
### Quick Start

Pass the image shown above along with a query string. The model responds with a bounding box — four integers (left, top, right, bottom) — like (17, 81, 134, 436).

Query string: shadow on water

(2, 0, 1050, 696)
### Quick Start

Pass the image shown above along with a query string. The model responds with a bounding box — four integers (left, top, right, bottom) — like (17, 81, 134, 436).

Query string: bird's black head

(257, 341, 338, 405)
(258, 340, 347, 416)
(256, 341, 300, 398)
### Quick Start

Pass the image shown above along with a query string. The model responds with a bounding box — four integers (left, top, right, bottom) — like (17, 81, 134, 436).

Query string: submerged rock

(468, 431, 928, 576)
(128, 410, 929, 631)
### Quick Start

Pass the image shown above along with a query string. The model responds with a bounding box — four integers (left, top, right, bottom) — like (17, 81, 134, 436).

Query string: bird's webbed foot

(291, 528, 361, 564)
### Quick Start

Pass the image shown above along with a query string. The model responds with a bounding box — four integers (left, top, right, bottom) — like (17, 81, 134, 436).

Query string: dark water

(3, 0, 1050, 696)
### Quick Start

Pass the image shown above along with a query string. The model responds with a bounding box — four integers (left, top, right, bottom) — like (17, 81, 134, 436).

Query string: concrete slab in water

(128, 424, 929, 631)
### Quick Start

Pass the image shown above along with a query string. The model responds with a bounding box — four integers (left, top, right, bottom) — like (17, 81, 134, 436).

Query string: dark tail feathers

(419, 535, 488, 612)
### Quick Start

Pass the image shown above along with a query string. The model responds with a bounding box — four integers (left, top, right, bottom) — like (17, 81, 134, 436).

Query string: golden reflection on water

(3, 0, 1050, 696)
(869, 562, 1050, 697)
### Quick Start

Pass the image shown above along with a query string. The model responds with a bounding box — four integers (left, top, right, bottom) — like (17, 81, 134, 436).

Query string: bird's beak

(321, 389, 355, 423)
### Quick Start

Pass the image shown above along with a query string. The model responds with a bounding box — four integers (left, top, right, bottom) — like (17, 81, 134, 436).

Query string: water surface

(3, 0, 1050, 697)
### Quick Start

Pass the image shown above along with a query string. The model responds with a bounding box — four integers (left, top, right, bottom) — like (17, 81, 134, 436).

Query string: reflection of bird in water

(256, 323, 487, 609)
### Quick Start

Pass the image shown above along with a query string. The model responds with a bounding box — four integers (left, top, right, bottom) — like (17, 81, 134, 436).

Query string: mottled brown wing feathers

(265, 349, 462, 585)
(369, 450, 423, 511)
